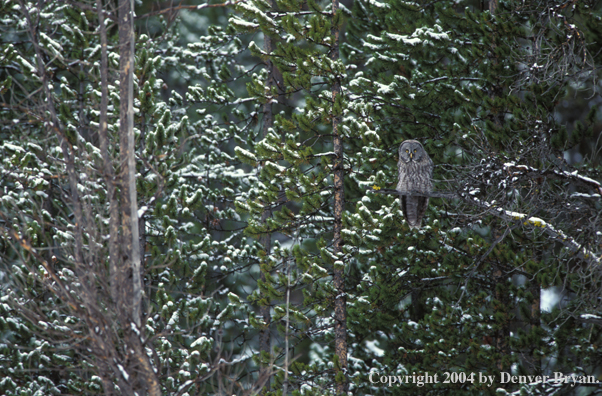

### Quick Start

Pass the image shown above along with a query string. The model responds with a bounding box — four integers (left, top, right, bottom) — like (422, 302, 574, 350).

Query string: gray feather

(397, 140, 433, 229)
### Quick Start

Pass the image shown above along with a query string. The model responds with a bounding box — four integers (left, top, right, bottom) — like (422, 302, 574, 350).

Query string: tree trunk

(331, 1, 347, 393)
(97, 0, 120, 310)
(118, 0, 142, 326)
(118, 1, 160, 394)
(528, 251, 542, 372)
(494, 266, 509, 371)
(487, 3, 509, 373)
(259, 14, 274, 392)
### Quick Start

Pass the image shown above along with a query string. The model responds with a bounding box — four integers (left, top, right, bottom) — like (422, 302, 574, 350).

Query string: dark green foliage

(339, 0, 602, 394)
(0, 0, 260, 394)
(1, 0, 601, 394)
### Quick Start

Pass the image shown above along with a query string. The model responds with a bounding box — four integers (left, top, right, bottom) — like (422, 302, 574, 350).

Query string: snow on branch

(577, 314, 602, 325)
(367, 186, 601, 267)
(135, 0, 243, 20)
(503, 162, 602, 197)
(465, 195, 601, 267)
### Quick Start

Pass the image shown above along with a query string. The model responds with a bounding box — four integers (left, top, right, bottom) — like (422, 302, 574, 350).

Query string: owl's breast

(397, 161, 432, 192)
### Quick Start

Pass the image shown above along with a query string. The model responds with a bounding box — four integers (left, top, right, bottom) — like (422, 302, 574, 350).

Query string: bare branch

(366, 186, 601, 267)
(136, 1, 242, 20)
(503, 162, 602, 197)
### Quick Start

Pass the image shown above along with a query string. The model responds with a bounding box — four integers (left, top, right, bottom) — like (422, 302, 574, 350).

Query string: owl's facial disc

(400, 140, 425, 163)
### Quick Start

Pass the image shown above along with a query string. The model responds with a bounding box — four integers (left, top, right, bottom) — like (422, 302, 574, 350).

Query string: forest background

(0, 0, 601, 395)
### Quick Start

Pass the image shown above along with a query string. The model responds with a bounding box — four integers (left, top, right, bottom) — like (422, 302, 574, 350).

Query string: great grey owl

(397, 140, 433, 229)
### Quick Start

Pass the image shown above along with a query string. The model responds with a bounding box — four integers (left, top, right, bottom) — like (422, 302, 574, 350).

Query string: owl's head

(399, 140, 427, 163)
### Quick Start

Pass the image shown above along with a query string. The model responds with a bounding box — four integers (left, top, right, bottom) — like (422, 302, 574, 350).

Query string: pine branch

(66, 0, 117, 21)
(18, 0, 85, 268)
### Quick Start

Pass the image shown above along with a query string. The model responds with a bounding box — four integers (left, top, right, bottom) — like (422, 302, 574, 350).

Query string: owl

(397, 140, 434, 229)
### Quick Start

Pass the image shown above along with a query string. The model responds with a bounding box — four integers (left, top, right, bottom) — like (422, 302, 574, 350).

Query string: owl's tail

(401, 196, 429, 229)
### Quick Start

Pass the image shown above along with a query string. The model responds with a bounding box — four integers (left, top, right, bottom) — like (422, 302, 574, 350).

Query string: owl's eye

(405, 149, 409, 153)
(414, 149, 417, 153)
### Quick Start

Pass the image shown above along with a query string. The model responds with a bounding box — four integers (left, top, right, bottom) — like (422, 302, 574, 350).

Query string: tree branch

(18, 0, 85, 268)
(366, 186, 601, 267)
(67, 0, 117, 22)
(135, 1, 242, 20)
(502, 162, 602, 197)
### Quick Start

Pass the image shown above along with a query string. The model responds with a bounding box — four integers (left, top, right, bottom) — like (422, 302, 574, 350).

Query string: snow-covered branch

(136, 0, 243, 20)
(503, 162, 602, 197)
(367, 186, 601, 267)
(463, 194, 600, 266)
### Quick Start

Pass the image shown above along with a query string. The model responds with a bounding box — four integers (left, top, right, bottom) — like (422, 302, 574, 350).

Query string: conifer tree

(342, 0, 601, 394)
(0, 0, 600, 394)
(232, 0, 358, 391)
(0, 1, 264, 394)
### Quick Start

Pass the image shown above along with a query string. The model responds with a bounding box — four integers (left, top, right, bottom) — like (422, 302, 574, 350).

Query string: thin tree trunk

(118, 0, 142, 325)
(494, 266, 509, 371)
(259, 36, 274, 394)
(96, 0, 120, 389)
(529, 281, 541, 368)
(259, 8, 275, 393)
(118, 1, 160, 395)
(528, 251, 542, 372)
(139, 93, 148, 316)
(258, 220, 271, 393)
(331, 1, 347, 393)
(487, 3, 509, 373)
(100, 376, 114, 396)
(97, 0, 120, 309)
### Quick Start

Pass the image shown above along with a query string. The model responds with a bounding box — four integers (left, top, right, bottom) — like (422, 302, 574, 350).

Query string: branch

(503, 162, 602, 197)
(366, 186, 601, 267)
(66, 0, 116, 21)
(135, 1, 242, 20)
(575, 314, 602, 326)
(466, 195, 601, 267)
(367, 187, 458, 199)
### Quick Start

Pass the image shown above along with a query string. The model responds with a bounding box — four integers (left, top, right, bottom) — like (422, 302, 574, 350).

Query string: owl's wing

(399, 158, 432, 229)
(414, 156, 434, 228)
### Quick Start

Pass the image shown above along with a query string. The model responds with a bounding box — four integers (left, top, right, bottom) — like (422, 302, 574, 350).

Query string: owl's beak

(409, 153, 413, 159)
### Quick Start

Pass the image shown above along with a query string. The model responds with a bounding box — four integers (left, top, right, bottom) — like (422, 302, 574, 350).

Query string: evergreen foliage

(0, 1, 261, 394)
(0, 0, 600, 395)
(342, 0, 602, 394)
(231, 0, 356, 391)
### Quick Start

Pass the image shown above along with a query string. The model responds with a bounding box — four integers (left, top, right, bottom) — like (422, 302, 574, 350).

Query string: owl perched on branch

(397, 140, 434, 229)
